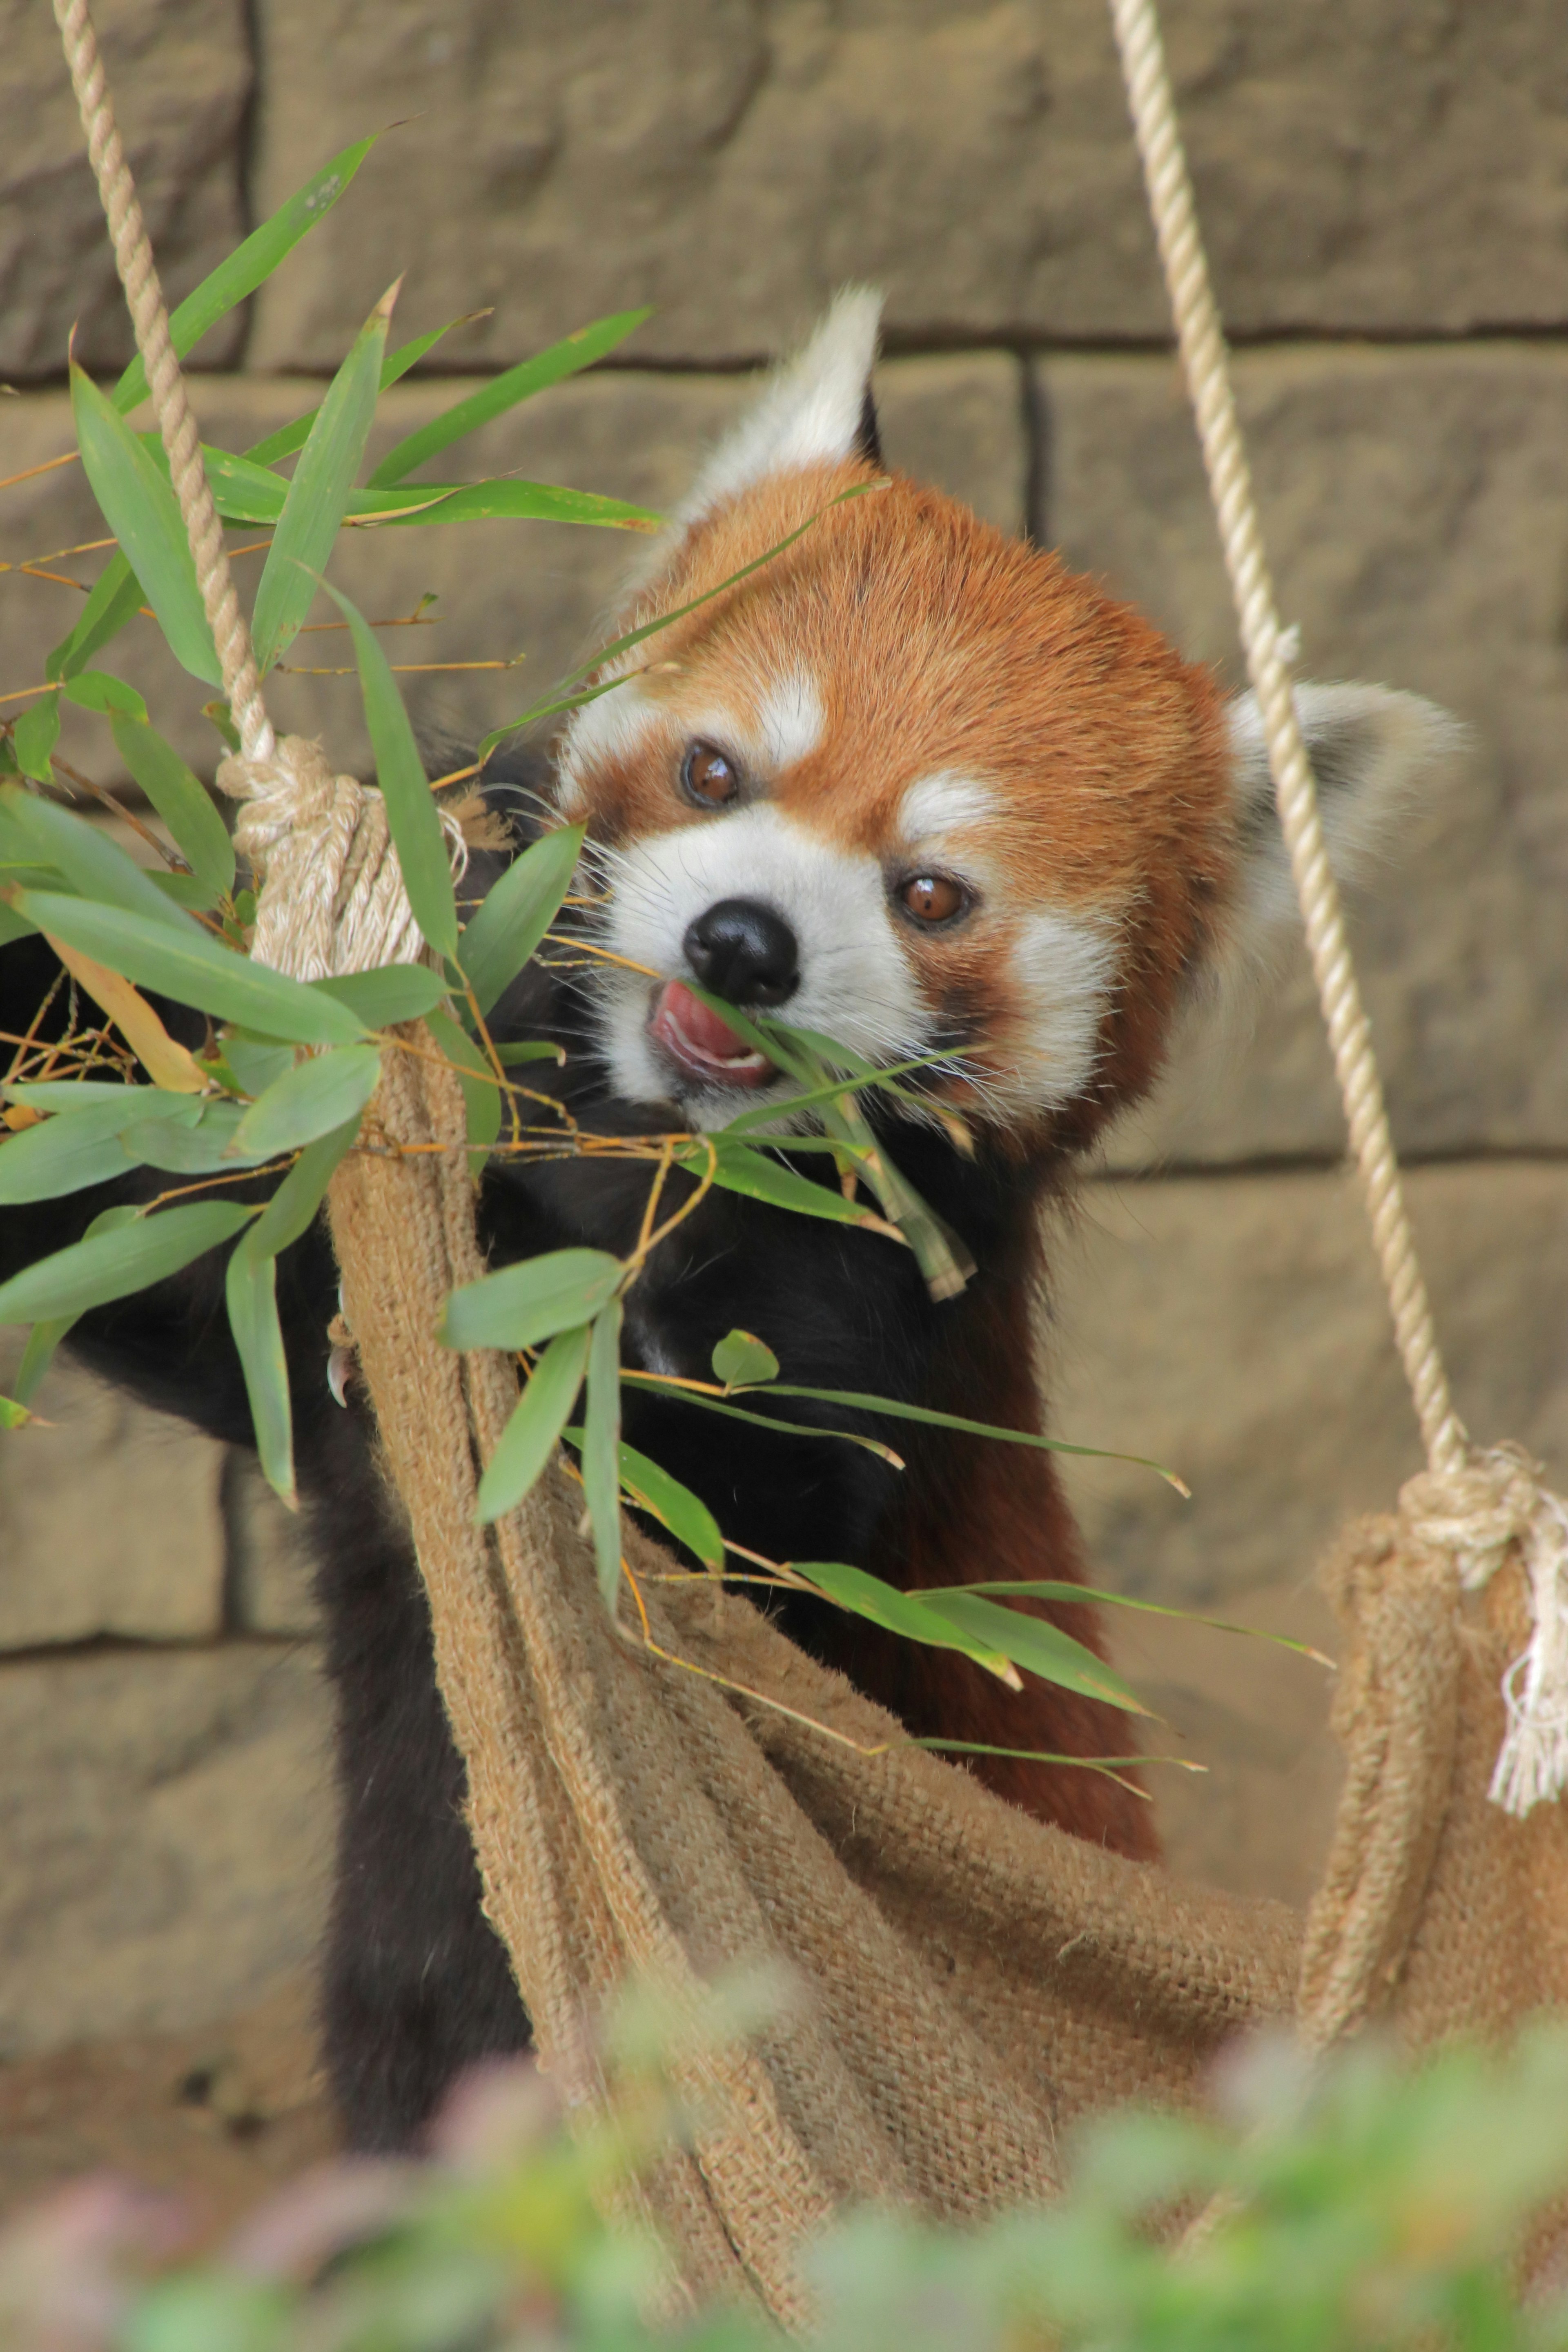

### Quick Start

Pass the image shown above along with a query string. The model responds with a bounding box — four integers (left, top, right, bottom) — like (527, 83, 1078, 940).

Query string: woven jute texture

(327, 1042, 1568, 2322)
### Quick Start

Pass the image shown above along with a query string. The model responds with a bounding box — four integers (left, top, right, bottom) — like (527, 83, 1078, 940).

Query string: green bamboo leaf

(232, 1043, 382, 1158)
(367, 310, 650, 488)
(312, 577, 457, 959)
(121, 1101, 265, 1173)
(711, 1330, 780, 1389)
(244, 312, 492, 468)
(354, 481, 659, 532)
(788, 1560, 1018, 1684)
(2, 782, 204, 933)
(48, 555, 146, 682)
(111, 134, 379, 415)
(0, 905, 38, 947)
(614, 1440, 724, 1572)
(60, 669, 147, 721)
(493, 1039, 564, 1067)
(618, 1372, 904, 1464)
(219, 1038, 295, 1098)
(13, 891, 366, 1047)
(0, 1199, 254, 1325)
(915, 1588, 1147, 1713)
(4, 1081, 198, 1114)
(109, 716, 236, 898)
(440, 1248, 621, 1353)
(0, 1396, 32, 1429)
(457, 823, 584, 1015)
(71, 365, 220, 687)
(0, 1097, 187, 1203)
(144, 443, 287, 527)
(310, 965, 448, 1026)
(7, 1205, 139, 1404)
(252, 286, 396, 675)
(924, 1580, 1333, 1664)
(13, 694, 60, 784)
(474, 1325, 591, 1525)
(248, 1117, 361, 1257)
(423, 1004, 501, 1171)
(696, 1137, 902, 1235)
(226, 1234, 295, 1504)
(759, 1380, 1185, 1485)
(583, 1298, 624, 1608)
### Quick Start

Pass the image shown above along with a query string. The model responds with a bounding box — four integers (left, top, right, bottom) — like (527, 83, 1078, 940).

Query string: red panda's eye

(682, 743, 739, 806)
(898, 873, 966, 924)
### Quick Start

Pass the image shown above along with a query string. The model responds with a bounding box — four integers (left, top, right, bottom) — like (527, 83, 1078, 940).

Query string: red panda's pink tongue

(649, 980, 773, 1087)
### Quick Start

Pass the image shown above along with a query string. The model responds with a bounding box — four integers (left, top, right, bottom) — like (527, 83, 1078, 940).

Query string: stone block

(0, 1335, 224, 1648)
(1039, 345, 1568, 1162)
(223, 1454, 321, 1637)
(1047, 1160, 1568, 1617)
(0, 354, 1024, 785)
(248, 0, 1568, 370)
(0, 0, 250, 381)
(0, 1641, 333, 2058)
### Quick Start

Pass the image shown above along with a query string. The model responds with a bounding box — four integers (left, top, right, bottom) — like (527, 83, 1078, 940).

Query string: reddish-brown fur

(572, 457, 1243, 1862)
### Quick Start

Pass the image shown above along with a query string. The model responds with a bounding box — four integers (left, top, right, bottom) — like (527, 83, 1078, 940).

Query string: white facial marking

(556, 679, 663, 811)
(596, 806, 927, 1127)
(1005, 910, 1117, 1114)
(898, 771, 998, 845)
(754, 670, 825, 772)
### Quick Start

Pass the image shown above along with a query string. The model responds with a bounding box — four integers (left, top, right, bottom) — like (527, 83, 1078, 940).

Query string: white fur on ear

(680, 286, 884, 523)
(1224, 680, 1461, 945)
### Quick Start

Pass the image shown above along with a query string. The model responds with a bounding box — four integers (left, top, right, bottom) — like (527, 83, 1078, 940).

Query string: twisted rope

(1106, 0, 1464, 1481)
(52, 0, 272, 767)
(1106, 0, 1568, 1816)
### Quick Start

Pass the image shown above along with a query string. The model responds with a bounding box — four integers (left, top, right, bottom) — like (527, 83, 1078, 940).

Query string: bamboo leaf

(60, 669, 146, 721)
(122, 1101, 265, 1173)
(4, 1081, 198, 1114)
(759, 1381, 1187, 1486)
(226, 1234, 295, 1505)
(493, 1039, 563, 1066)
(695, 1136, 904, 1236)
(312, 577, 457, 959)
(440, 1248, 621, 1354)
(13, 695, 60, 784)
(583, 1298, 624, 1608)
(244, 312, 492, 468)
(474, 1325, 591, 1524)
(915, 1587, 1147, 1713)
(71, 364, 220, 687)
(252, 285, 396, 674)
(111, 134, 380, 415)
(423, 1004, 500, 1171)
(110, 716, 236, 898)
(7, 1205, 139, 1403)
(617, 1372, 904, 1466)
(48, 555, 145, 681)
(13, 891, 367, 1047)
(353, 481, 659, 532)
(456, 823, 584, 1015)
(367, 310, 650, 487)
(3, 782, 203, 933)
(40, 938, 210, 1092)
(309, 965, 448, 1025)
(925, 1581, 1333, 1664)
(787, 1560, 1020, 1688)
(0, 1199, 254, 1325)
(248, 1117, 361, 1257)
(614, 1440, 724, 1572)
(232, 1043, 382, 1158)
(711, 1330, 780, 1389)
(0, 1098, 179, 1202)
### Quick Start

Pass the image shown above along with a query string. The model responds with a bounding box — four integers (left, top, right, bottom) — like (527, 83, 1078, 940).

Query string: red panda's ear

(1221, 680, 1462, 956)
(678, 286, 885, 524)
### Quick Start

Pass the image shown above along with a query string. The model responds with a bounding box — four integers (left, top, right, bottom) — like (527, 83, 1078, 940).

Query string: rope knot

(1400, 1444, 1568, 1818)
(216, 733, 463, 985)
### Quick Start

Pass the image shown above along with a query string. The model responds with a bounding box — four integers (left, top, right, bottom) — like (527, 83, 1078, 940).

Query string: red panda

(0, 290, 1452, 2148)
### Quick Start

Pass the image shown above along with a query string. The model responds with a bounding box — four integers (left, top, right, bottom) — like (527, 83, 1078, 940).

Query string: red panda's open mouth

(648, 980, 775, 1091)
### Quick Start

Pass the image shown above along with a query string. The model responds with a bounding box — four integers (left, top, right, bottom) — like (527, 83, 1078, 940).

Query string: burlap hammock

(51, 0, 1568, 2323)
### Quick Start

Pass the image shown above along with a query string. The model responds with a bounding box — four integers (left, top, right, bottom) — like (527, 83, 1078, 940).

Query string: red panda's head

(552, 292, 1452, 1156)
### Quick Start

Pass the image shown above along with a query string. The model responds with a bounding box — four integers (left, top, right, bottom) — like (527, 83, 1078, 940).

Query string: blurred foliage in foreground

(5, 2003, 1568, 2352)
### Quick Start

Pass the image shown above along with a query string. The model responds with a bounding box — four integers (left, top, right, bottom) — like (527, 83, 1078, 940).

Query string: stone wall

(2, 0, 1565, 2056)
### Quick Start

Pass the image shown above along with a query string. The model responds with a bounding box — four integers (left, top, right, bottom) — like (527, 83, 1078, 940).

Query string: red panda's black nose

(684, 899, 800, 1008)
